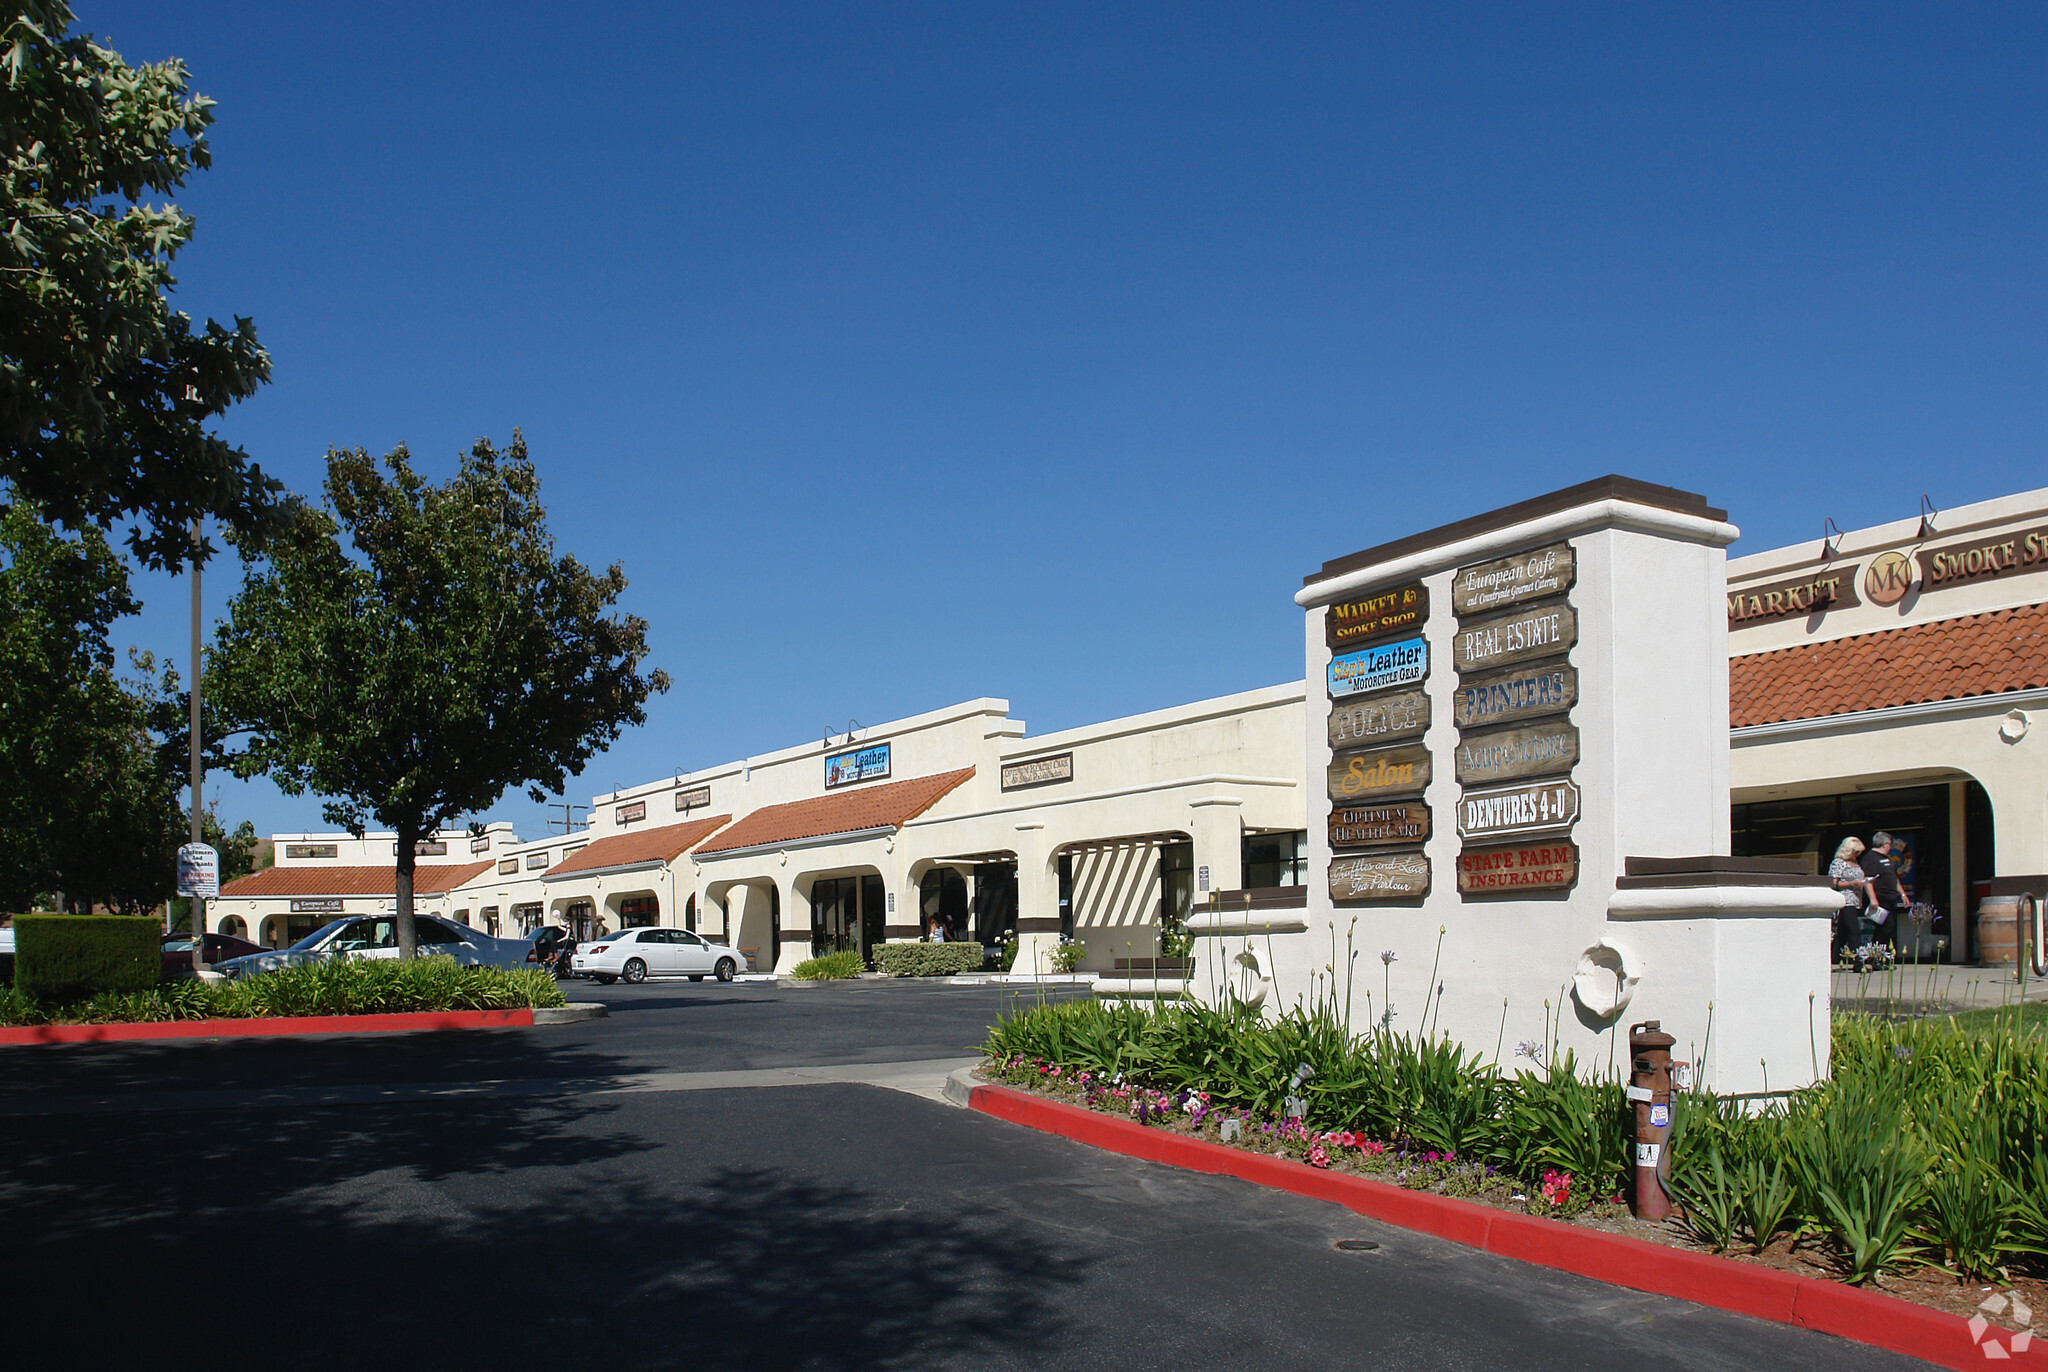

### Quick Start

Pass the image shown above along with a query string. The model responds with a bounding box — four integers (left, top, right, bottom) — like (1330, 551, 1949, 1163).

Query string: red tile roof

(695, 769, 975, 854)
(219, 861, 495, 899)
(544, 816, 732, 877)
(1731, 603, 2048, 727)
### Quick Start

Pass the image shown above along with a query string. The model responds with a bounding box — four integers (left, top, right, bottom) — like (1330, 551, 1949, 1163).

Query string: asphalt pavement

(0, 976, 1927, 1370)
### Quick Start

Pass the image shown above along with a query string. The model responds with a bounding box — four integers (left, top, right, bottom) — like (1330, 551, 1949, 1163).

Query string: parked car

(161, 931, 265, 980)
(216, 914, 538, 981)
(573, 927, 741, 984)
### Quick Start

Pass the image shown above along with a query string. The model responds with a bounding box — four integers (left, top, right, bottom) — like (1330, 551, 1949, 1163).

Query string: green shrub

(791, 949, 865, 981)
(13, 915, 160, 1000)
(0, 956, 566, 1026)
(1047, 941, 1086, 974)
(873, 941, 984, 978)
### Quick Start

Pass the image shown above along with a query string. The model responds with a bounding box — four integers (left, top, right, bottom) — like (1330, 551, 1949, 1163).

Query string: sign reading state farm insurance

(1329, 636, 1428, 698)
(1456, 841, 1579, 894)
(1325, 582, 1428, 650)
(1452, 542, 1576, 616)
(1453, 602, 1577, 674)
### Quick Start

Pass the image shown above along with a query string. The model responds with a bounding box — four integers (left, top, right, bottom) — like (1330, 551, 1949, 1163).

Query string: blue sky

(92, 2, 2047, 841)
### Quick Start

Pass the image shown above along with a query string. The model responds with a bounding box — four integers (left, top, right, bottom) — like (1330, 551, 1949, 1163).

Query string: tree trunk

(395, 828, 418, 959)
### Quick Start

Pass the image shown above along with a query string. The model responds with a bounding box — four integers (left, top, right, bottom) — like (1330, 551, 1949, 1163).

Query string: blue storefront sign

(1329, 636, 1428, 698)
(825, 742, 891, 788)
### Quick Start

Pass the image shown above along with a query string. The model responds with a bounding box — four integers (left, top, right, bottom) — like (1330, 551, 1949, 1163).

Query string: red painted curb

(0, 1007, 536, 1046)
(970, 1082, 2047, 1371)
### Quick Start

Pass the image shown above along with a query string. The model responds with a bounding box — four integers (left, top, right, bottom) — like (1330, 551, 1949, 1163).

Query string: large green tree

(0, 495, 182, 913)
(210, 435, 671, 956)
(0, 2, 277, 569)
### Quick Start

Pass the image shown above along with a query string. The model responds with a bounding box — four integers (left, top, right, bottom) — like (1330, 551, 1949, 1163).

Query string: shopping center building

(216, 481, 2045, 970)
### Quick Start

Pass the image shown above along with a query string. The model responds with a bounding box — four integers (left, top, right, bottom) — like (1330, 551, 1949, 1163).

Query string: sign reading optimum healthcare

(1325, 587, 1432, 903)
(825, 742, 891, 788)
(1451, 540, 1580, 894)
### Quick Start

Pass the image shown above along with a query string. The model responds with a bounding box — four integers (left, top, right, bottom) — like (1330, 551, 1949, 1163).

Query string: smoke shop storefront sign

(1326, 582, 1428, 650)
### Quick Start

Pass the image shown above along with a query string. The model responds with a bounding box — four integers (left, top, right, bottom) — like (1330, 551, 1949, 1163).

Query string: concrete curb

(942, 1065, 979, 1108)
(0, 1008, 536, 1046)
(967, 1080, 2047, 1371)
(532, 1003, 609, 1024)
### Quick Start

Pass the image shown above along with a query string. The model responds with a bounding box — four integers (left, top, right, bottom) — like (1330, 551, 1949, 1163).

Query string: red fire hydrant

(1628, 1020, 1677, 1220)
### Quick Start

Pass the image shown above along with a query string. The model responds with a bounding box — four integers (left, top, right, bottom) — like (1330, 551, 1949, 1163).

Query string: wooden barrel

(1977, 895, 2023, 967)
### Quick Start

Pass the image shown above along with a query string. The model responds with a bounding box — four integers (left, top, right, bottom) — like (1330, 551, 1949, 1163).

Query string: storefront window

(618, 896, 659, 927)
(511, 902, 544, 934)
(1243, 831, 1308, 889)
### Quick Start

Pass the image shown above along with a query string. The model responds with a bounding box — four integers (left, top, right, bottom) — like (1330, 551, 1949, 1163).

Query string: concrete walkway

(1832, 961, 2048, 1016)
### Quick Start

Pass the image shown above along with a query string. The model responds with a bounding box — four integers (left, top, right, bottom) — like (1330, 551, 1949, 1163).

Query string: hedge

(14, 915, 160, 1000)
(874, 941, 983, 977)
(791, 949, 864, 981)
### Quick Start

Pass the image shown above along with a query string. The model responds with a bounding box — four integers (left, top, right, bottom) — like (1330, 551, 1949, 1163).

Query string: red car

(161, 932, 266, 980)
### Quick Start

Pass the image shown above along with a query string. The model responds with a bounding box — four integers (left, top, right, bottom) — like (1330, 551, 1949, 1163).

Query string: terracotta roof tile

(1731, 603, 2048, 727)
(695, 769, 975, 855)
(218, 861, 495, 899)
(544, 816, 732, 877)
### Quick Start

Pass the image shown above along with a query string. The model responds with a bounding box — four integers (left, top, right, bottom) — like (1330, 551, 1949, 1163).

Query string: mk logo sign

(1862, 550, 1917, 606)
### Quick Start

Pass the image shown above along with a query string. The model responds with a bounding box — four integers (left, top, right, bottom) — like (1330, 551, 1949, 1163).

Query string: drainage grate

(1333, 1239, 1381, 1252)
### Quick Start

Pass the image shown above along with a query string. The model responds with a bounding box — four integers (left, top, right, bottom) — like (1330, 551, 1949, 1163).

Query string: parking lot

(0, 978, 1927, 1370)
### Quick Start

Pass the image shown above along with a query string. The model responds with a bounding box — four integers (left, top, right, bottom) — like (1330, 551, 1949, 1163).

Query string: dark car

(161, 932, 266, 980)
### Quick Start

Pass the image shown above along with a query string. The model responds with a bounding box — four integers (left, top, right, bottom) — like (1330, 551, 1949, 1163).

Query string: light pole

(189, 519, 205, 976)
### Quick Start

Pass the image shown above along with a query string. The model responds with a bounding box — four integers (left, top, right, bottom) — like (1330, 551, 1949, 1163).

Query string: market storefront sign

(1330, 851, 1432, 903)
(1453, 601, 1576, 674)
(1456, 779, 1580, 841)
(1326, 582, 1428, 650)
(1327, 688, 1430, 749)
(1452, 542, 1576, 616)
(1329, 802, 1431, 849)
(1456, 841, 1579, 894)
(825, 742, 891, 788)
(1862, 550, 1917, 607)
(1451, 663, 1576, 730)
(1326, 742, 1431, 803)
(1923, 529, 2048, 588)
(1454, 720, 1579, 785)
(1329, 637, 1428, 698)
(1726, 569, 1858, 623)
(1002, 752, 1074, 791)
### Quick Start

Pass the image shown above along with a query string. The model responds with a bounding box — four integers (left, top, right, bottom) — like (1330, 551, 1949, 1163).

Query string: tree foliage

(0, 2, 277, 569)
(210, 434, 671, 955)
(0, 495, 182, 913)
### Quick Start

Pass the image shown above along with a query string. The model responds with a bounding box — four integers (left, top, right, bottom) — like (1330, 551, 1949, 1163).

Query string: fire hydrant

(1628, 1020, 1678, 1220)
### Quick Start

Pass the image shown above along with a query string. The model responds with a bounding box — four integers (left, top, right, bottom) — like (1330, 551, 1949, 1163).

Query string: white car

(573, 928, 741, 984)
(216, 914, 538, 980)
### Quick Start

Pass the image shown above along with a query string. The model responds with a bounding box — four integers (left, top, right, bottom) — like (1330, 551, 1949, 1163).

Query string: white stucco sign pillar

(1190, 476, 1840, 1096)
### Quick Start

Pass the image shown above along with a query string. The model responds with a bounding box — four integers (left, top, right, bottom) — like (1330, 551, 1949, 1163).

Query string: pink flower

(1307, 1145, 1331, 1169)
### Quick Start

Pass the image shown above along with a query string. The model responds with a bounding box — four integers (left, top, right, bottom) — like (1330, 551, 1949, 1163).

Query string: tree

(210, 434, 671, 956)
(0, 2, 278, 570)
(0, 495, 182, 913)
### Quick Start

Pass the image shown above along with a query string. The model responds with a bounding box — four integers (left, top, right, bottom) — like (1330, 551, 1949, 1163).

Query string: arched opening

(258, 916, 279, 948)
(918, 868, 970, 942)
(218, 914, 247, 939)
(685, 893, 697, 932)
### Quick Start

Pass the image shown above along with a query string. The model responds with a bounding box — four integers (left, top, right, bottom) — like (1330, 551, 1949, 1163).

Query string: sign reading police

(1327, 688, 1430, 749)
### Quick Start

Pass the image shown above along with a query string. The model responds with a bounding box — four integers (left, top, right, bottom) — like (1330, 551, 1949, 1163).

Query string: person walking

(926, 915, 948, 942)
(1859, 831, 1912, 955)
(1829, 836, 1879, 966)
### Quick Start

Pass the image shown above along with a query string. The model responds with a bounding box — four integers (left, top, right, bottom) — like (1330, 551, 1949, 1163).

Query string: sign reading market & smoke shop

(1325, 581, 1428, 650)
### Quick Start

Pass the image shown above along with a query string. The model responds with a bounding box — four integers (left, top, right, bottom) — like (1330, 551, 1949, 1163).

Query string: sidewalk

(1832, 961, 2048, 1017)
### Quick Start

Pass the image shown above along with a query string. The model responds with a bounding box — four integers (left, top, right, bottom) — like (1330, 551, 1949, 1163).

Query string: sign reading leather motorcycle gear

(1329, 637, 1428, 697)
(1326, 687, 1430, 749)
(1326, 742, 1432, 803)
(1329, 803, 1431, 849)
(1325, 582, 1428, 650)
(1329, 851, 1432, 902)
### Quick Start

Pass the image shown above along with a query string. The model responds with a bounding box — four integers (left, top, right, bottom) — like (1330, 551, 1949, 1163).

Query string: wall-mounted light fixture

(1822, 517, 1845, 560)
(1917, 494, 1939, 539)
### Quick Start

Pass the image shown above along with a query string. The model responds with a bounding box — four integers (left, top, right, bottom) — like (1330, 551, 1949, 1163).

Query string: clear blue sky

(93, 2, 2047, 842)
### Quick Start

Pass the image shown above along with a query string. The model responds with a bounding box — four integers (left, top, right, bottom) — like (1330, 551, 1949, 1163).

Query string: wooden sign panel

(1327, 742, 1432, 803)
(1452, 542, 1576, 616)
(1453, 601, 1577, 675)
(1326, 582, 1429, 650)
(1327, 688, 1430, 750)
(1454, 720, 1579, 785)
(1329, 636, 1428, 698)
(1329, 802, 1431, 849)
(1330, 851, 1432, 903)
(1457, 841, 1579, 894)
(1456, 779, 1580, 842)
(1453, 661, 1576, 731)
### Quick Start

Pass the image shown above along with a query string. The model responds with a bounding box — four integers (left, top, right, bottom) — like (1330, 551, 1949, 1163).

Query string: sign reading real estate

(1454, 720, 1580, 785)
(1329, 802, 1431, 849)
(1453, 601, 1577, 675)
(1325, 581, 1429, 650)
(1327, 687, 1430, 750)
(1326, 742, 1432, 803)
(1451, 542, 1576, 616)
(1002, 752, 1074, 791)
(1329, 636, 1428, 698)
(1451, 663, 1576, 731)
(825, 742, 891, 788)
(1455, 841, 1579, 895)
(1456, 779, 1580, 842)
(1330, 851, 1432, 902)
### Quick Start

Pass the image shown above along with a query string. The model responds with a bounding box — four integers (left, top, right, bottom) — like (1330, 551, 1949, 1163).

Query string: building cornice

(1730, 686, 2048, 744)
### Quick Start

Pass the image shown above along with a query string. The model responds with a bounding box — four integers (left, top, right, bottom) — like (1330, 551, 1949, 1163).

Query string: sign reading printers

(825, 743, 891, 788)
(1329, 636, 1427, 698)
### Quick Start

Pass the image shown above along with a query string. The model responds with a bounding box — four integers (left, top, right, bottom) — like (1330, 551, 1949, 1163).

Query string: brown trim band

(1305, 476, 1724, 588)
(1015, 917, 1063, 933)
(778, 930, 813, 943)
(883, 925, 923, 940)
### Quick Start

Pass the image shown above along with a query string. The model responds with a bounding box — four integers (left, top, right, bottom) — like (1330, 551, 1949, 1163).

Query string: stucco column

(772, 869, 811, 976)
(1010, 822, 1062, 975)
(1189, 795, 1245, 902)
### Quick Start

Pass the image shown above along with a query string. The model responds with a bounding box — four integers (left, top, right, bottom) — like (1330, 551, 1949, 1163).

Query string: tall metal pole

(190, 520, 205, 976)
